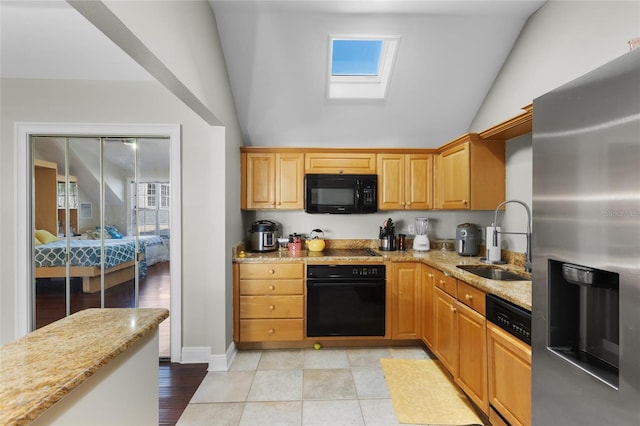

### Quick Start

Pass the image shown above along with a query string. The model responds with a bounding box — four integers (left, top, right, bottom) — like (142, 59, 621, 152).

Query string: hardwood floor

(159, 361, 208, 426)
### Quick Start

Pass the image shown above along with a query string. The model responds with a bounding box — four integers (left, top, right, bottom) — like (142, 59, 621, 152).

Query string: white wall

(472, 0, 639, 130)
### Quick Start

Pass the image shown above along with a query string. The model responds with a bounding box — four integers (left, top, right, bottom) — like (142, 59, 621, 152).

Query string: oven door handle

(307, 280, 384, 287)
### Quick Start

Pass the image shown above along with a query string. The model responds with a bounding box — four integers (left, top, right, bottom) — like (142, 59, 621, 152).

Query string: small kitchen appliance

(456, 223, 480, 256)
(248, 220, 279, 252)
(379, 218, 396, 251)
(413, 217, 431, 251)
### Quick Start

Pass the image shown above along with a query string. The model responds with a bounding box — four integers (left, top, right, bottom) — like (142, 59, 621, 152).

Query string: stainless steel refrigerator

(532, 48, 640, 425)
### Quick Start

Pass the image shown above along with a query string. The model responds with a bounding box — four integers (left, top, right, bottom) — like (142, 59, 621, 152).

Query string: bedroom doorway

(30, 134, 173, 358)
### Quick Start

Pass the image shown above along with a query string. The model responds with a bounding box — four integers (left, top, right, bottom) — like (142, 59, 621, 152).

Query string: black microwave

(305, 174, 377, 214)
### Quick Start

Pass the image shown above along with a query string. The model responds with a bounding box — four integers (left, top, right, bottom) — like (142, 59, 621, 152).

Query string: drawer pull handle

(268, 328, 275, 335)
(269, 305, 275, 311)
(465, 294, 473, 301)
(269, 285, 275, 291)
(268, 269, 275, 275)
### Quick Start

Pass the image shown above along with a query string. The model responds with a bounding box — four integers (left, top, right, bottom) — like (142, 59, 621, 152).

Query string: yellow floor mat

(381, 358, 483, 425)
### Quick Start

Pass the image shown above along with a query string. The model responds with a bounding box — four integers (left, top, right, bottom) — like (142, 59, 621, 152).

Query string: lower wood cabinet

(236, 262, 304, 342)
(391, 262, 422, 339)
(487, 322, 532, 426)
(433, 275, 489, 414)
(420, 264, 436, 350)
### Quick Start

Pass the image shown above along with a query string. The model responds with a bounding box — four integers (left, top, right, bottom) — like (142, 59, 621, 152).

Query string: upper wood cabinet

(377, 153, 433, 210)
(305, 152, 376, 174)
(435, 134, 505, 210)
(242, 152, 304, 210)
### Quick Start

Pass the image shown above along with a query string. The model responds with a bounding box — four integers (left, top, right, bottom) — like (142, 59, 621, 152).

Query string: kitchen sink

(456, 265, 530, 281)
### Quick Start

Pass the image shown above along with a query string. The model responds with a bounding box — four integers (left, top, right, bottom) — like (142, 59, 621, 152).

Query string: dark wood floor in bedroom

(159, 361, 208, 426)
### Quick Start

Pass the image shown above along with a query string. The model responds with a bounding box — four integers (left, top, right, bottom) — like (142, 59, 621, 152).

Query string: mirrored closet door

(32, 136, 171, 357)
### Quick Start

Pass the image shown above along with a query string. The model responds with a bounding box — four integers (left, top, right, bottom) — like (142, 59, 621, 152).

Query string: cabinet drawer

(239, 279, 303, 295)
(457, 281, 486, 315)
(240, 319, 304, 342)
(240, 295, 303, 318)
(239, 263, 303, 279)
(305, 153, 376, 174)
(434, 269, 457, 297)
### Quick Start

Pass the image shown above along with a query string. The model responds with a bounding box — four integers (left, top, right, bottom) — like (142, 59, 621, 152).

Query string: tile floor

(176, 346, 439, 426)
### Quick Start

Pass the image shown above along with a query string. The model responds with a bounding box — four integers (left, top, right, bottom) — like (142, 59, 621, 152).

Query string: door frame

(16, 122, 182, 362)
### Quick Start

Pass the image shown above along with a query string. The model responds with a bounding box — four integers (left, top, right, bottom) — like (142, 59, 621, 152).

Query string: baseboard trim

(208, 341, 238, 371)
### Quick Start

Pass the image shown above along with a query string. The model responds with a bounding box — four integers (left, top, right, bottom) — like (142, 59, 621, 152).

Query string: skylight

(331, 40, 383, 76)
(328, 36, 400, 100)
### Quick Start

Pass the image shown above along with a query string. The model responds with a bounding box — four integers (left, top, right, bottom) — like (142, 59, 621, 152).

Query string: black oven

(306, 264, 385, 337)
(304, 174, 377, 214)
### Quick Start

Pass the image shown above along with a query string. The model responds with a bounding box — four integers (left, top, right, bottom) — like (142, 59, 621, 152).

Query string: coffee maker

(456, 223, 480, 256)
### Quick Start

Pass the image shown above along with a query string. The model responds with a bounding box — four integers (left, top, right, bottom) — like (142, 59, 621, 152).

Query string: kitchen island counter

(0, 308, 168, 426)
(233, 241, 530, 310)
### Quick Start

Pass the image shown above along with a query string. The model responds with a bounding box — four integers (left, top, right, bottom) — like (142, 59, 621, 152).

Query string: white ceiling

(1, 0, 546, 148)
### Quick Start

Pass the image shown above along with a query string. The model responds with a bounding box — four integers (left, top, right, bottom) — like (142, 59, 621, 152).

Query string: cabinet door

(439, 142, 470, 209)
(421, 264, 436, 350)
(275, 153, 304, 209)
(391, 262, 421, 339)
(377, 154, 405, 210)
(487, 323, 532, 426)
(434, 287, 457, 374)
(246, 153, 275, 209)
(405, 154, 433, 210)
(456, 301, 488, 414)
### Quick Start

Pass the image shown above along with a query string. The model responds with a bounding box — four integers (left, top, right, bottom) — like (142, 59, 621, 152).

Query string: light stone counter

(233, 239, 531, 311)
(0, 308, 169, 426)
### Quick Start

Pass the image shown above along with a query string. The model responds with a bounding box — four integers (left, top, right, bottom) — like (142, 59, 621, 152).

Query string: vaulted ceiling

(1, 0, 546, 148)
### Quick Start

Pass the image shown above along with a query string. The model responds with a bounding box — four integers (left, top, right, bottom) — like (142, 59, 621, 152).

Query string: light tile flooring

(176, 346, 442, 426)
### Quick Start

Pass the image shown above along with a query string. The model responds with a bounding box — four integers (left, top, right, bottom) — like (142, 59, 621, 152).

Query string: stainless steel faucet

(493, 199, 532, 272)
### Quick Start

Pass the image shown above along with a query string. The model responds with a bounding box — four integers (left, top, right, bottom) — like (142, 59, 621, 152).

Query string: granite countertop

(0, 308, 169, 426)
(233, 240, 531, 311)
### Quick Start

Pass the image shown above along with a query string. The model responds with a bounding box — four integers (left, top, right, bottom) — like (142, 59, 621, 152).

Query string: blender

(413, 217, 430, 251)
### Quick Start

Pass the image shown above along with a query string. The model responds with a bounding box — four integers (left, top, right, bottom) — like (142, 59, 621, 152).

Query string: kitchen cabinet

(377, 153, 433, 210)
(487, 322, 531, 426)
(420, 264, 436, 350)
(390, 262, 422, 339)
(304, 152, 376, 174)
(235, 262, 304, 342)
(435, 134, 505, 210)
(433, 272, 489, 414)
(434, 286, 457, 374)
(242, 152, 304, 210)
(456, 281, 488, 414)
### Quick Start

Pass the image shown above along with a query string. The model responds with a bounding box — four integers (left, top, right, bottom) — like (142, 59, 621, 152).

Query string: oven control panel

(486, 294, 531, 345)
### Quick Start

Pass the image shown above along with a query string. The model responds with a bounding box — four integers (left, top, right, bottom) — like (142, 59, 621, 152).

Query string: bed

(34, 235, 169, 293)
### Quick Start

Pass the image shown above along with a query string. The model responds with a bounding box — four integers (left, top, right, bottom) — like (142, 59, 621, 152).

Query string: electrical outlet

(408, 224, 415, 235)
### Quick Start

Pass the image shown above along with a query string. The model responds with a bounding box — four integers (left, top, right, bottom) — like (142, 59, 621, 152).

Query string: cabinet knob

(401, 201, 406, 206)
(268, 328, 275, 335)
(269, 305, 275, 311)
(406, 202, 411, 206)
(465, 294, 473, 301)
(428, 273, 434, 279)
(277, 201, 281, 206)
(450, 305, 457, 313)
(462, 200, 468, 205)
(268, 269, 275, 275)
(269, 285, 275, 291)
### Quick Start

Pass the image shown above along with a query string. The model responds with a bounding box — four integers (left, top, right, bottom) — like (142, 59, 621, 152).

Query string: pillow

(105, 225, 123, 239)
(34, 236, 43, 246)
(85, 229, 112, 240)
(35, 229, 58, 244)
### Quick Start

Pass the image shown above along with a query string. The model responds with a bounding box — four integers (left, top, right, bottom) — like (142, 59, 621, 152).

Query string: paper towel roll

(486, 226, 501, 262)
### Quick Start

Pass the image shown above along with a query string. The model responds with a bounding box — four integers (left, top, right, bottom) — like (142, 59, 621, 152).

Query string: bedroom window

(133, 182, 170, 238)
(328, 35, 401, 99)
